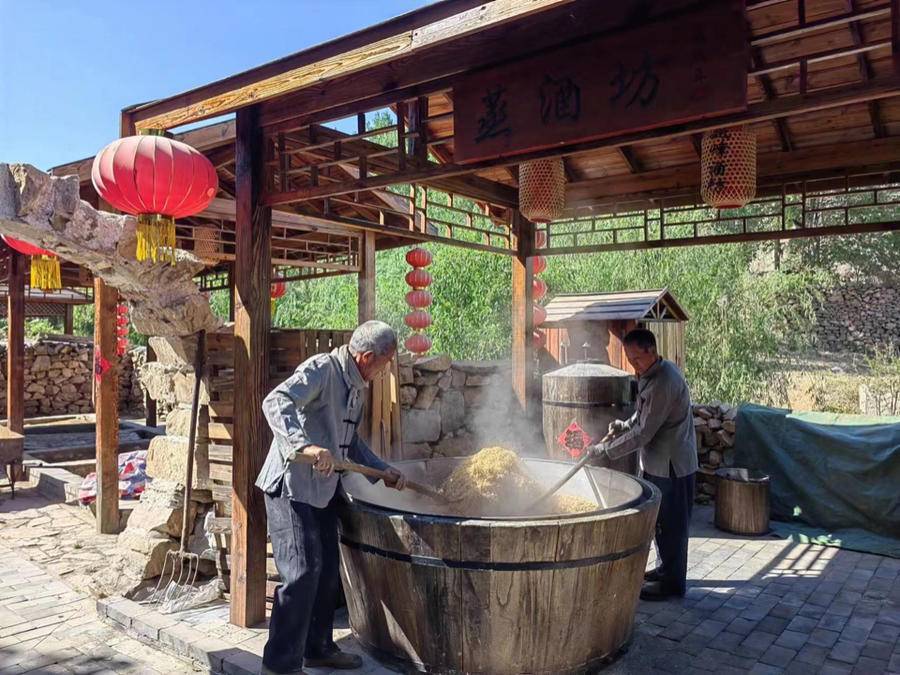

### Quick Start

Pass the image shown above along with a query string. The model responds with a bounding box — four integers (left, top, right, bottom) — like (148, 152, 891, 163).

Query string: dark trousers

(644, 467, 695, 595)
(263, 493, 340, 673)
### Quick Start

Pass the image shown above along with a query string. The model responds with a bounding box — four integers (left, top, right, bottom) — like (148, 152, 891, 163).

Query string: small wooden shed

(542, 289, 689, 373)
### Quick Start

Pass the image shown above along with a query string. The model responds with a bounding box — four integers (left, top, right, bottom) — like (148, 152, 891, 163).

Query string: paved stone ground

(0, 486, 201, 674)
(3, 482, 899, 674)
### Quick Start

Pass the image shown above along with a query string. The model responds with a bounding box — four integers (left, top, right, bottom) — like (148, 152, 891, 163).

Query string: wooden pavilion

(33, 0, 900, 627)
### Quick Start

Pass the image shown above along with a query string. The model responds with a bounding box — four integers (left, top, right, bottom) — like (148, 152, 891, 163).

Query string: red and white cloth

(78, 449, 148, 505)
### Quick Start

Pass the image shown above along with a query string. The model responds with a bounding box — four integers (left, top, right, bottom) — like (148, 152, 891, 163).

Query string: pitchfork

(146, 330, 207, 611)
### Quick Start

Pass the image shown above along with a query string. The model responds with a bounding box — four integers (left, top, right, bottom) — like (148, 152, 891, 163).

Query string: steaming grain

(440, 447, 597, 516)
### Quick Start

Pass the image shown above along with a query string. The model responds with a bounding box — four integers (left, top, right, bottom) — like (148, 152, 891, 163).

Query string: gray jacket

(606, 358, 698, 478)
(255, 345, 390, 507)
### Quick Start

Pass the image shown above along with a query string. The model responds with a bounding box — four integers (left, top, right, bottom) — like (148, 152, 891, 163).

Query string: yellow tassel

(136, 214, 177, 264)
(30, 255, 61, 291)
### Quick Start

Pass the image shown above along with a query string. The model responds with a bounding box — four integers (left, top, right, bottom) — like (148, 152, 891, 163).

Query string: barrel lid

(543, 362, 632, 380)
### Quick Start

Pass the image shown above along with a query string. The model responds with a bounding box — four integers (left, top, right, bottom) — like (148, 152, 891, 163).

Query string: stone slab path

(2, 482, 899, 674)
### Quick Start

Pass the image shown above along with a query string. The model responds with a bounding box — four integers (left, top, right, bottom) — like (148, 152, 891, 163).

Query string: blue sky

(0, 1, 430, 170)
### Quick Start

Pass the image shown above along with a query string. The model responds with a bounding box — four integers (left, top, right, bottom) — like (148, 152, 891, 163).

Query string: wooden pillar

(358, 230, 376, 323)
(231, 105, 271, 628)
(7, 250, 25, 431)
(144, 342, 158, 428)
(511, 212, 536, 415)
(63, 304, 74, 335)
(94, 278, 119, 533)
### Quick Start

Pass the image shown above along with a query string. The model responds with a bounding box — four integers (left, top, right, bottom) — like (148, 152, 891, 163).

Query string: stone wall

(815, 284, 900, 353)
(399, 354, 543, 459)
(0, 337, 144, 418)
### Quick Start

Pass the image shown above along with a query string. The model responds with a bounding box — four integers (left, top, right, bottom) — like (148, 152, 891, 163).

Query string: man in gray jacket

(591, 328, 698, 601)
(256, 321, 407, 674)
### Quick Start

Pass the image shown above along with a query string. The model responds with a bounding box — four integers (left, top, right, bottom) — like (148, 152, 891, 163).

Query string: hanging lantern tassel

(136, 214, 177, 264)
(30, 254, 61, 291)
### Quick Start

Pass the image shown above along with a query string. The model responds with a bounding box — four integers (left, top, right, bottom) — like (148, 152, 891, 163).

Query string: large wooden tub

(338, 458, 660, 674)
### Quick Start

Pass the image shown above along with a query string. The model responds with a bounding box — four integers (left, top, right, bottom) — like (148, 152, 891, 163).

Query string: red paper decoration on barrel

(91, 130, 218, 264)
(404, 247, 432, 355)
(115, 303, 130, 356)
(2, 236, 62, 291)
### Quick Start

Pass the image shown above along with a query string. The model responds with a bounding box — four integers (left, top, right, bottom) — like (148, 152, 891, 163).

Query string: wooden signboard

(453, 1, 748, 164)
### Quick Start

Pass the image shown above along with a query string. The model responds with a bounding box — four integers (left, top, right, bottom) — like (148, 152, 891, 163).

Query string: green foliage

(785, 231, 900, 284)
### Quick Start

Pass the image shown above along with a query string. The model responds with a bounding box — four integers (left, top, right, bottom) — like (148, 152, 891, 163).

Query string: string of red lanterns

(532, 230, 549, 349)
(404, 247, 433, 355)
(270, 278, 287, 317)
(115, 303, 130, 357)
(2, 236, 62, 291)
(91, 131, 218, 264)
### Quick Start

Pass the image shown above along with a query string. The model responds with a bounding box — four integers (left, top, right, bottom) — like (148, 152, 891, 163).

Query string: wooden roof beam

(751, 48, 794, 152)
(846, 0, 886, 138)
(618, 147, 644, 173)
(565, 135, 900, 210)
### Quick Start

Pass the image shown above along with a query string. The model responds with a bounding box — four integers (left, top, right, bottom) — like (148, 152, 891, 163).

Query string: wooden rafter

(846, 0, 886, 138)
(751, 48, 794, 152)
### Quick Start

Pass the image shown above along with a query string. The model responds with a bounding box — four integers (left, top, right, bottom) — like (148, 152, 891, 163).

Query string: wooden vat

(542, 362, 637, 475)
(715, 468, 770, 536)
(339, 458, 660, 674)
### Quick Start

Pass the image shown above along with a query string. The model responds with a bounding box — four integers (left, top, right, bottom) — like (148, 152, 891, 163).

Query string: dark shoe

(305, 648, 363, 670)
(644, 567, 663, 582)
(639, 581, 684, 602)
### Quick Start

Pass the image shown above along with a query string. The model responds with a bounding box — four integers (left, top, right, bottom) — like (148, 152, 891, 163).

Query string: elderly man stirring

(590, 328, 698, 601)
(256, 320, 408, 675)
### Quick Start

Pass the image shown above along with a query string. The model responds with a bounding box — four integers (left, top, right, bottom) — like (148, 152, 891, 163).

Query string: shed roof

(543, 289, 688, 324)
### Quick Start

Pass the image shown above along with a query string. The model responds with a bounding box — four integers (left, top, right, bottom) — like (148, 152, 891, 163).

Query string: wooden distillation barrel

(542, 359, 637, 474)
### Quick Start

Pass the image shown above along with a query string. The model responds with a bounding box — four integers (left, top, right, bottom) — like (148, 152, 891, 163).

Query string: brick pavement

(3, 483, 899, 674)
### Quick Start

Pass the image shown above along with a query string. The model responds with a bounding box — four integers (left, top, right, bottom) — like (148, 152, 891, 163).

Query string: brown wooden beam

(93, 277, 119, 534)
(230, 105, 271, 628)
(847, 0, 887, 137)
(63, 304, 74, 335)
(6, 252, 25, 439)
(618, 147, 644, 173)
(511, 212, 536, 418)
(751, 48, 794, 152)
(358, 230, 376, 323)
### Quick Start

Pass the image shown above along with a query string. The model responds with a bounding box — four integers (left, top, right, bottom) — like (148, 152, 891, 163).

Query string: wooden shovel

(292, 452, 453, 504)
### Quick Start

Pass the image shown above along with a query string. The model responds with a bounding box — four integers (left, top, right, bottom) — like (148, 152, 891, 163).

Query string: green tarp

(734, 404, 900, 558)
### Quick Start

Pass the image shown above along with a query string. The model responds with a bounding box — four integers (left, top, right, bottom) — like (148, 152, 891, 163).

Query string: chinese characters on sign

(453, 1, 747, 163)
(609, 54, 660, 109)
(475, 86, 512, 144)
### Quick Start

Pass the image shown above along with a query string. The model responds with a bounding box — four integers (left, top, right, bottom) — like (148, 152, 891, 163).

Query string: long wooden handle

(529, 432, 614, 512)
(292, 452, 446, 502)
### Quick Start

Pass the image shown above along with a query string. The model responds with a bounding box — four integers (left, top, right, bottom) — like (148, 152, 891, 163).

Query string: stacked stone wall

(815, 284, 900, 353)
(0, 337, 143, 417)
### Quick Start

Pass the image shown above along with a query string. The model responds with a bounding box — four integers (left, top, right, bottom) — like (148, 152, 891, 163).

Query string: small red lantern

(116, 305, 128, 315)
(406, 290, 432, 309)
(405, 269, 432, 289)
(532, 255, 547, 275)
(117, 337, 129, 354)
(2, 236, 61, 291)
(535, 231, 547, 249)
(270, 279, 287, 316)
(405, 333, 432, 354)
(404, 310, 432, 330)
(92, 131, 218, 264)
(533, 330, 546, 349)
(533, 278, 548, 301)
(533, 304, 547, 327)
(405, 247, 432, 268)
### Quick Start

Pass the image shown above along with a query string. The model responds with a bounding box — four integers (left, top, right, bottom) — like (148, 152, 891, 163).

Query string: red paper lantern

(406, 290, 432, 309)
(405, 247, 432, 268)
(405, 333, 432, 354)
(117, 337, 129, 355)
(534, 230, 547, 249)
(405, 269, 432, 289)
(92, 132, 218, 263)
(404, 310, 432, 330)
(533, 277, 548, 301)
(533, 304, 547, 327)
(116, 305, 128, 315)
(533, 330, 546, 348)
(532, 255, 547, 275)
(2, 236, 61, 291)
